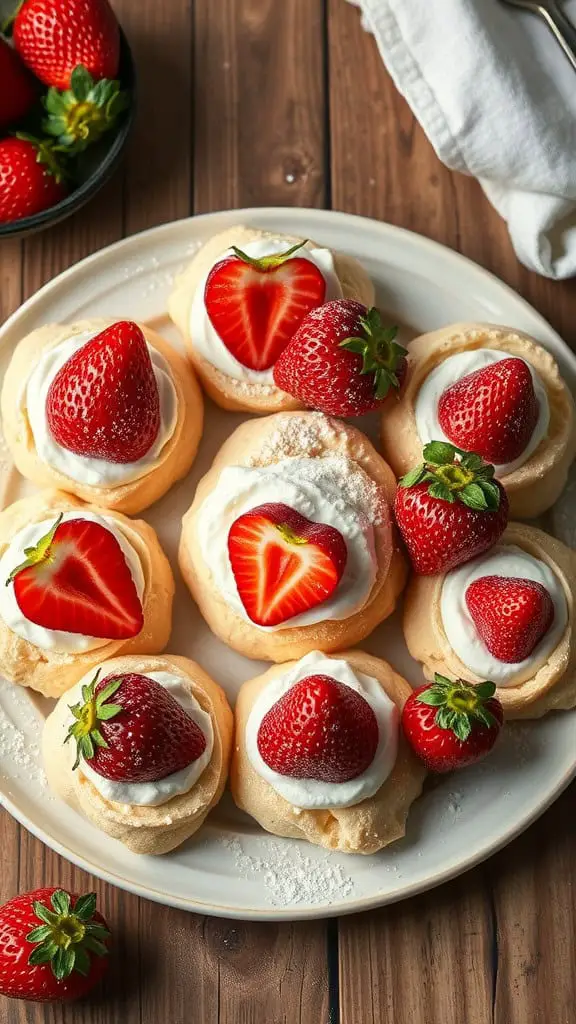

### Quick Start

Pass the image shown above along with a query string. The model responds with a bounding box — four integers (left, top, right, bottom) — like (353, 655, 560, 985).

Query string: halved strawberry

(227, 502, 347, 627)
(6, 515, 143, 640)
(204, 241, 326, 371)
(465, 575, 554, 663)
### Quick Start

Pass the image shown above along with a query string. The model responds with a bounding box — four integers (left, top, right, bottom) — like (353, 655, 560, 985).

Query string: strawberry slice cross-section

(204, 241, 326, 371)
(6, 515, 144, 640)
(227, 502, 347, 627)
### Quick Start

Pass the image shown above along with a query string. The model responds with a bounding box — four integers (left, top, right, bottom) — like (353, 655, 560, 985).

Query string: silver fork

(500, 0, 576, 71)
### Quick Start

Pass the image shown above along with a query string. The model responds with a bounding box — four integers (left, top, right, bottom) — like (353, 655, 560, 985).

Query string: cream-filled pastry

(1, 318, 203, 515)
(179, 412, 406, 662)
(168, 226, 375, 413)
(231, 649, 426, 854)
(42, 654, 233, 855)
(381, 323, 576, 518)
(0, 491, 174, 698)
(404, 523, 576, 719)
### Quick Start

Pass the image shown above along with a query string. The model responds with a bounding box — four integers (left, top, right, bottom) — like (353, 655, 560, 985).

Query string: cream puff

(1, 318, 203, 515)
(0, 491, 174, 698)
(42, 654, 233, 855)
(168, 226, 375, 413)
(404, 523, 576, 719)
(179, 412, 406, 663)
(381, 323, 576, 518)
(231, 649, 426, 854)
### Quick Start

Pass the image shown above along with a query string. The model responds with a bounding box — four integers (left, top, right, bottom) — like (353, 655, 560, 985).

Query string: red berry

(14, 0, 120, 89)
(465, 575, 554, 663)
(0, 137, 66, 223)
(0, 38, 37, 130)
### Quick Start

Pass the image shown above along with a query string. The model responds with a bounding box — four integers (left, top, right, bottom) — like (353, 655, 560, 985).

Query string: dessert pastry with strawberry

(168, 226, 375, 413)
(179, 411, 406, 662)
(42, 654, 233, 854)
(380, 323, 576, 518)
(0, 490, 174, 697)
(232, 649, 426, 854)
(1, 319, 203, 514)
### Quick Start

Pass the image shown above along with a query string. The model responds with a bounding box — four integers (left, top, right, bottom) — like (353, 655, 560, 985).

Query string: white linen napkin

(347, 0, 576, 279)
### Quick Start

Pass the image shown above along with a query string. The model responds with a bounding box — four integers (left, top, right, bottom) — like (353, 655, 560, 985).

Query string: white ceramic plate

(0, 208, 575, 921)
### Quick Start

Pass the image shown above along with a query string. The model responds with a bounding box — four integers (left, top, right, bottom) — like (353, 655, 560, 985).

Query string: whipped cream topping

(415, 348, 550, 475)
(245, 651, 399, 809)
(441, 544, 568, 686)
(24, 330, 178, 487)
(196, 456, 378, 630)
(0, 511, 145, 654)
(73, 670, 214, 807)
(190, 238, 343, 385)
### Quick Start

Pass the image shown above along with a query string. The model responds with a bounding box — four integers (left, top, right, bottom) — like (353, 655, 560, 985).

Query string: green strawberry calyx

(5, 514, 63, 587)
(43, 65, 130, 154)
(65, 671, 123, 771)
(398, 441, 502, 512)
(416, 674, 499, 742)
(26, 890, 109, 981)
(14, 135, 67, 184)
(339, 308, 405, 399)
(231, 239, 308, 272)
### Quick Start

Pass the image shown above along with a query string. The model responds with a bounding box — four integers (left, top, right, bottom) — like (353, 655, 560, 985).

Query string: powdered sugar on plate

(0, 681, 46, 791)
(219, 835, 355, 906)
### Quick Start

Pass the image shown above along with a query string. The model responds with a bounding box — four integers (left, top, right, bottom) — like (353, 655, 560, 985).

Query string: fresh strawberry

(437, 357, 539, 465)
(0, 135, 66, 223)
(465, 575, 554, 663)
(273, 299, 406, 416)
(0, 37, 36, 130)
(402, 674, 503, 773)
(204, 241, 326, 371)
(6, 513, 143, 639)
(257, 674, 379, 782)
(394, 441, 508, 575)
(66, 671, 207, 781)
(0, 887, 109, 1002)
(46, 320, 160, 464)
(13, 0, 120, 89)
(227, 502, 347, 627)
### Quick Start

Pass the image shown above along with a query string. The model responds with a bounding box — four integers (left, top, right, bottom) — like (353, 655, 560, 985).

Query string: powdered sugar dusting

(247, 412, 341, 462)
(219, 835, 355, 906)
(0, 681, 46, 790)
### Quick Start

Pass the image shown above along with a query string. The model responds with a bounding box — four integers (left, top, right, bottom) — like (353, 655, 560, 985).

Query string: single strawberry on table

(12, 0, 120, 89)
(257, 674, 379, 782)
(394, 441, 509, 575)
(465, 575, 555, 663)
(227, 502, 347, 627)
(0, 36, 37, 130)
(0, 887, 110, 1002)
(0, 135, 66, 223)
(46, 320, 160, 464)
(6, 513, 144, 639)
(204, 241, 326, 371)
(402, 674, 503, 773)
(273, 299, 407, 417)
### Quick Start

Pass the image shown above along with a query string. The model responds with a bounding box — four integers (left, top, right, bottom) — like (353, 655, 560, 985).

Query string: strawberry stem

(65, 672, 123, 771)
(398, 441, 502, 512)
(231, 240, 308, 271)
(5, 514, 63, 586)
(339, 308, 405, 399)
(27, 890, 109, 981)
(416, 674, 499, 742)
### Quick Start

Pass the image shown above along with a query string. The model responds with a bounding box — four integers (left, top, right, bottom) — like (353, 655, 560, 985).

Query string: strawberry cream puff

(404, 523, 576, 719)
(0, 491, 174, 697)
(232, 649, 426, 854)
(179, 412, 406, 662)
(1, 318, 203, 515)
(381, 323, 576, 518)
(168, 226, 375, 413)
(42, 654, 233, 855)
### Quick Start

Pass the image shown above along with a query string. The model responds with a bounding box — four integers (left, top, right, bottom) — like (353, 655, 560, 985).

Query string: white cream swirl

(245, 651, 399, 809)
(441, 545, 568, 686)
(190, 238, 343, 384)
(24, 330, 178, 487)
(196, 457, 378, 630)
(0, 511, 144, 654)
(415, 349, 550, 475)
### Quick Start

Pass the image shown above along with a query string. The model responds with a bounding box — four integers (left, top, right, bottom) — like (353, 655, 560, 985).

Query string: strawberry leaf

(33, 902, 60, 927)
(84, 937, 108, 957)
(26, 925, 53, 944)
(231, 240, 307, 271)
(428, 481, 455, 503)
(398, 464, 427, 488)
(416, 688, 447, 707)
(73, 893, 97, 921)
(74, 947, 91, 977)
(477, 480, 501, 507)
(475, 681, 497, 700)
(28, 943, 56, 967)
(458, 483, 491, 511)
(70, 64, 94, 102)
(422, 441, 459, 466)
(51, 890, 71, 916)
(97, 703, 122, 721)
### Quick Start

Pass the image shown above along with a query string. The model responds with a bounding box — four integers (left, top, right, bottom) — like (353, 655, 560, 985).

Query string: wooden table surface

(1, 2, 575, 1022)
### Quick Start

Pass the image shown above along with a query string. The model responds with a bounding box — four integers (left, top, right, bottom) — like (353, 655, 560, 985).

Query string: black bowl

(0, 28, 136, 239)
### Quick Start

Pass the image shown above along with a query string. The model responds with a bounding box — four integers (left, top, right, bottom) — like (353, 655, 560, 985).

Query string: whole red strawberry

(394, 441, 509, 575)
(438, 356, 539, 465)
(465, 575, 555, 663)
(66, 672, 207, 782)
(0, 37, 37, 130)
(402, 675, 503, 773)
(0, 887, 109, 1002)
(0, 136, 66, 223)
(257, 674, 379, 783)
(13, 0, 120, 89)
(273, 299, 407, 417)
(46, 320, 160, 464)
